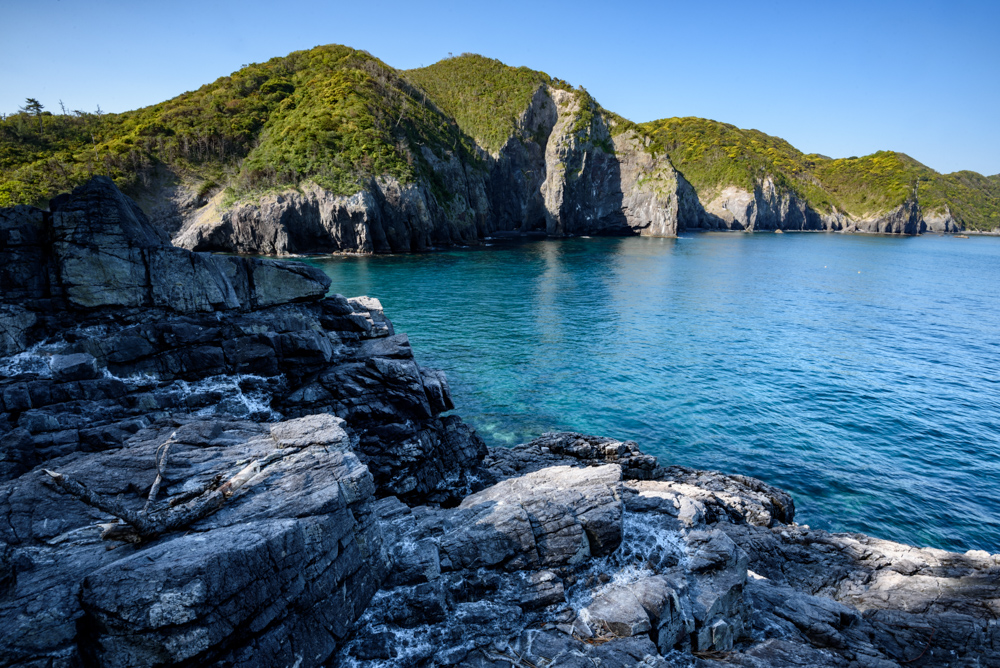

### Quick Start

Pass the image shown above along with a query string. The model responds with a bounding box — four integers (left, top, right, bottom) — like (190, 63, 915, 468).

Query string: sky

(2, 0, 998, 175)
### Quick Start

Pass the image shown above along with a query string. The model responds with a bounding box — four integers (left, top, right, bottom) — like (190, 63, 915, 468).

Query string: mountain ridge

(1, 45, 997, 252)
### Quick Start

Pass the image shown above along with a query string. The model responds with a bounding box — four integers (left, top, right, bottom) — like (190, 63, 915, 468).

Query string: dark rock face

(0, 177, 485, 500)
(0, 178, 487, 666)
(2, 416, 386, 668)
(1, 180, 996, 667)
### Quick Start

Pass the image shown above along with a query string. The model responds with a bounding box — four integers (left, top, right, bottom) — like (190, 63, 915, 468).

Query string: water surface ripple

(300, 233, 1000, 552)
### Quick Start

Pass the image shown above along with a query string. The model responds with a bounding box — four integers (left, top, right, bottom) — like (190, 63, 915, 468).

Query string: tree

(20, 97, 44, 133)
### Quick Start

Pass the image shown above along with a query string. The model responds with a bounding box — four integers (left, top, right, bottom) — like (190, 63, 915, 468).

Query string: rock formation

(172, 85, 702, 255)
(2, 180, 997, 667)
(168, 81, 965, 255)
(690, 178, 963, 235)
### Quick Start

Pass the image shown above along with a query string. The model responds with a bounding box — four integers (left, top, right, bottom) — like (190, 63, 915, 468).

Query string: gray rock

(0, 305, 37, 357)
(0, 416, 388, 668)
(49, 353, 99, 382)
(583, 586, 652, 637)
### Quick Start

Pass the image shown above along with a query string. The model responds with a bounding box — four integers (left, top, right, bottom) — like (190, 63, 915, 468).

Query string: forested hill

(1, 44, 997, 234)
(0, 45, 477, 208)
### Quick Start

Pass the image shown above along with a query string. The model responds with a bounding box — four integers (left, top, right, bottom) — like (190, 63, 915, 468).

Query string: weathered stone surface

(332, 439, 997, 667)
(0, 416, 387, 668)
(2, 179, 996, 666)
(49, 353, 99, 382)
(583, 586, 652, 637)
(171, 86, 705, 256)
(0, 177, 331, 317)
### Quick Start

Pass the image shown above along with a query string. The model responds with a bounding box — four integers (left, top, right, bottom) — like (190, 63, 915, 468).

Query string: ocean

(296, 232, 1000, 552)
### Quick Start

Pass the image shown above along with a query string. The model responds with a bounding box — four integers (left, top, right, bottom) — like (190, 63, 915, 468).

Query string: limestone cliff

(688, 177, 962, 234)
(172, 84, 702, 254)
(2, 181, 998, 667)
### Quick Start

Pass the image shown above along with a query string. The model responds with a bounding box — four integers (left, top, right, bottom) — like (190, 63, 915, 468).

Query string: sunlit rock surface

(1, 181, 997, 667)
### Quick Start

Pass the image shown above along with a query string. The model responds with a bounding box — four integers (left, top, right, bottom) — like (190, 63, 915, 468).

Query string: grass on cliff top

(0, 44, 477, 208)
(641, 116, 1000, 230)
(406, 54, 644, 157)
(405, 54, 567, 154)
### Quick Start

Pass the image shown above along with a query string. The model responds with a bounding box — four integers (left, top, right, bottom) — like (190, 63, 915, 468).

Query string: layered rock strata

(336, 433, 1000, 667)
(2, 180, 997, 668)
(692, 178, 962, 234)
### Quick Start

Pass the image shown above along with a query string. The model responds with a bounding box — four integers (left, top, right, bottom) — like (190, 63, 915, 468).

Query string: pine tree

(20, 98, 44, 133)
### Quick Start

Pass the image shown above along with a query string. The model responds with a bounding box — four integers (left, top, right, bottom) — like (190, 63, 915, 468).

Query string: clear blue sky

(3, 0, 997, 175)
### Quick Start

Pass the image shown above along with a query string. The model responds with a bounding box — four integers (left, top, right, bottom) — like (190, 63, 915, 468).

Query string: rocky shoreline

(1, 179, 998, 667)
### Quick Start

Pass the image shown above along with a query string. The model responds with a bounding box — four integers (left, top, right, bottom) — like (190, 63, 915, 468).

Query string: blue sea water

(297, 233, 1000, 553)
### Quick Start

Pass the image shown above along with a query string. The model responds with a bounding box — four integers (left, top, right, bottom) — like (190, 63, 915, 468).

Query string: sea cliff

(1, 179, 998, 667)
(2, 47, 997, 255)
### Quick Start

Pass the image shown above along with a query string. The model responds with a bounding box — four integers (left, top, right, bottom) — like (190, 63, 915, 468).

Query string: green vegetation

(641, 117, 1000, 230)
(0, 45, 476, 207)
(405, 54, 559, 153)
(2, 46, 995, 229)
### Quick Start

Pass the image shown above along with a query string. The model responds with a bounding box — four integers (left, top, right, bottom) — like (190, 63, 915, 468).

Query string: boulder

(583, 587, 652, 637)
(0, 416, 388, 668)
(49, 353, 99, 382)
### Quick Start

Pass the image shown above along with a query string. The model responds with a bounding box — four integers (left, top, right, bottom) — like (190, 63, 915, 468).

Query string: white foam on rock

(0, 341, 58, 378)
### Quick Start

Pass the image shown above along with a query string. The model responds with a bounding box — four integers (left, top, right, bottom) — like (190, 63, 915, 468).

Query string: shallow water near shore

(296, 233, 1000, 553)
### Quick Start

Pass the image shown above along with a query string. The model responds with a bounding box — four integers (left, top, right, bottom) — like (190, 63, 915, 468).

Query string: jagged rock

(485, 431, 660, 480)
(2, 178, 997, 666)
(462, 464, 624, 560)
(172, 85, 705, 256)
(0, 305, 37, 356)
(0, 416, 388, 668)
(653, 465, 795, 526)
(0, 177, 331, 316)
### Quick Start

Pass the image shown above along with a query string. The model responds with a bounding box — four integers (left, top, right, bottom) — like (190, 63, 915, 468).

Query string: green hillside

(1, 45, 996, 230)
(0, 45, 476, 208)
(406, 55, 639, 156)
(405, 55, 561, 153)
(641, 117, 1000, 230)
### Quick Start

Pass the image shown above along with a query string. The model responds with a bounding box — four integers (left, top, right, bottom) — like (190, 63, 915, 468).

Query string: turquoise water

(298, 233, 1000, 553)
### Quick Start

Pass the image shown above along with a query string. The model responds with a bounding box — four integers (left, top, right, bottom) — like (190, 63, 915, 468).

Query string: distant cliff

(642, 117, 1000, 234)
(1, 47, 997, 253)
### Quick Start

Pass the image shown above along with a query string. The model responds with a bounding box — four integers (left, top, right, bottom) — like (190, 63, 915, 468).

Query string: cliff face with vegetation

(1, 46, 997, 254)
(642, 117, 1000, 233)
(2, 179, 999, 667)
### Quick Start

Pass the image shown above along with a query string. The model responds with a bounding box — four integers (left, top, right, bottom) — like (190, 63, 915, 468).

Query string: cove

(294, 233, 1000, 553)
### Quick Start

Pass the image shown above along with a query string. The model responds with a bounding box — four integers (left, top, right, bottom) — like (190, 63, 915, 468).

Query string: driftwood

(143, 433, 175, 513)
(41, 441, 304, 542)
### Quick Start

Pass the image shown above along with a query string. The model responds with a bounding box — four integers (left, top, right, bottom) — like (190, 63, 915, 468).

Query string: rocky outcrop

(2, 180, 997, 667)
(335, 433, 1000, 667)
(0, 178, 485, 501)
(0, 178, 489, 666)
(161, 85, 964, 255)
(2, 415, 387, 667)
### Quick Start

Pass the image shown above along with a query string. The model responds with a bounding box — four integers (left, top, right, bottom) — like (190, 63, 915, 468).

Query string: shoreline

(2, 178, 998, 666)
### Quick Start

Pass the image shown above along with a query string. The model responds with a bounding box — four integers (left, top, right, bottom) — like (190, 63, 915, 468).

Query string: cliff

(1, 179, 998, 667)
(643, 117, 999, 234)
(4, 48, 997, 256)
(171, 59, 701, 254)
